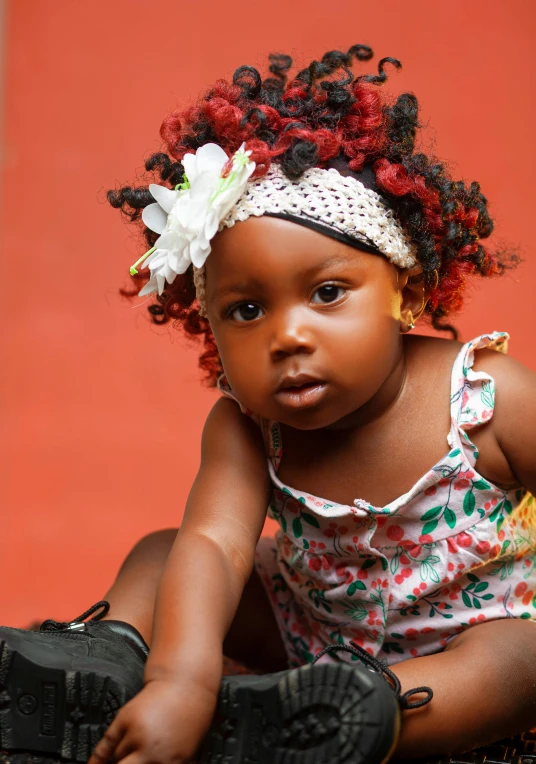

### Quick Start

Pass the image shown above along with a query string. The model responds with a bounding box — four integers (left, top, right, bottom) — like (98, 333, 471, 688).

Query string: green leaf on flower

(420, 506, 443, 522)
(474, 582, 488, 593)
(444, 507, 457, 529)
(449, 449, 461, 458)
(467, 573, 480, 583)
(362, 558, 376, 570)
(482, 593, 494, 600)
(462, 591, 472, 608)
(303, 539, 309, 550)
(422, 519, 439, 536)
(301, 512, 320, 528)
(347, 581, 367, 596)
(463, 492, 475, 516)
(497, 516, 505, 533)
(504, 500, 513, 515)
(292, 517, 303, 539)
(473, 480, 491, 491)
(489, 501, 503, 522)
(280, 515, 287, 533)
(473, 597, 481, 609)
(380, 558, 388, 571)
(343, 603, 368, 621)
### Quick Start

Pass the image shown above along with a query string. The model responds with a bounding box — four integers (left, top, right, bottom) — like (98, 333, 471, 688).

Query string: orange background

(1, 1, 534, 627)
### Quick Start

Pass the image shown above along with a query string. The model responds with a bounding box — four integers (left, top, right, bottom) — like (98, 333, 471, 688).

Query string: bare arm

(474, 349, 536, 494)
(145, 395, 271, 689)
(89, 397, 270, 763)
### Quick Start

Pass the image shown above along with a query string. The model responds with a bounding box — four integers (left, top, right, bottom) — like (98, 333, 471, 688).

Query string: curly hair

(108, 45, 517, 386)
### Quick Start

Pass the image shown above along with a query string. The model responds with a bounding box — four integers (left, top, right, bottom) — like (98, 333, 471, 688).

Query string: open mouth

(274, 379, 328, 409)
(282, 381, 320, 393)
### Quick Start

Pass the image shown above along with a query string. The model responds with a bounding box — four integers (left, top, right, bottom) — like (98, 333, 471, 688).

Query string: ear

(397, 266, 428, 333)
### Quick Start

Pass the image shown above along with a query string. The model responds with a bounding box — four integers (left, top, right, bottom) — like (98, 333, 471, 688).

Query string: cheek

(210, 325, 267, 387)
(320, 291, 401, 386)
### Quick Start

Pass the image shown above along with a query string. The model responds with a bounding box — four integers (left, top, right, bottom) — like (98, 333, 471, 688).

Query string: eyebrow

(211, 253, 356, 301)
(212, 282, 260, 301)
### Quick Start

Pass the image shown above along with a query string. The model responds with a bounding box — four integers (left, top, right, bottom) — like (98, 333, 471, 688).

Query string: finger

(117, 754, 146, 764)
(113, 734, 138, 762)
(88, 717, 126, 764)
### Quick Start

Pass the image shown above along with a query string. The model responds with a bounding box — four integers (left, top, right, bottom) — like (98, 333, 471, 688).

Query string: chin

(278, 407, 340, 431)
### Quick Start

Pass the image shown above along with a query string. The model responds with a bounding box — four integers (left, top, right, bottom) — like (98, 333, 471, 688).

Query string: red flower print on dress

(456, 531, 473, 547)
(387, 525, 404, 541)
(253, 333, 535, 669)
(454, 478, 470, 490)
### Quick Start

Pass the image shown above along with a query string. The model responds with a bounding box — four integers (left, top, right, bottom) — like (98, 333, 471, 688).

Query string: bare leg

(391, 618, 536, 758)
(102, 529, 287, 673)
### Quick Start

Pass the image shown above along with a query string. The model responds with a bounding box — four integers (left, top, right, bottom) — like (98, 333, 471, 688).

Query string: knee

(447, 618, 536, 694)
(136, 528, 179, 549)
(122, 528, 179, 567)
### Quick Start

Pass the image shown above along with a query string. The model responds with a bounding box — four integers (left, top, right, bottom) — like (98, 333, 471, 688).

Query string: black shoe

(200, 641, 433, 764)
(0, 601, 148, 762)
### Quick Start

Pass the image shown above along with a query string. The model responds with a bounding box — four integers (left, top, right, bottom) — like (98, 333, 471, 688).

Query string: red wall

(1, 0, 534, 626)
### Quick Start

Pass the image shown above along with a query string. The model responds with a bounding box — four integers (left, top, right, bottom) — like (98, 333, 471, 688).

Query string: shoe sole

(200, 662, 401, 764)
(0, 630, 140, 762)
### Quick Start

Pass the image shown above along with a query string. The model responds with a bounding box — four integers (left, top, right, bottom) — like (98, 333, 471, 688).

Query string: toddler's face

(205, 217, 405, 430)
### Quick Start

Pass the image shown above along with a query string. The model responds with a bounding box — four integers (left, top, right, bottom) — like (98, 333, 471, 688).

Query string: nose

(269, 309, 316, 360)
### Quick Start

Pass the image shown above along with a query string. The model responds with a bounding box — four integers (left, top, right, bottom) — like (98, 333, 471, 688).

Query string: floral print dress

(219, 332, 536, 667)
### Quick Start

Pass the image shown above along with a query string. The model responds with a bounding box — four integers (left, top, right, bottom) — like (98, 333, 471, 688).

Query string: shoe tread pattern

(200, 663, 398, 764)
(0, 638, 127, 762)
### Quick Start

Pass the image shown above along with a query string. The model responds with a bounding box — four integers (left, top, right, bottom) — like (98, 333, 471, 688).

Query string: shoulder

(472, 347, 536, 432)
(201, 396, 266, 466)
(472, 345, 536, 390)
(472, 344, 536, 492)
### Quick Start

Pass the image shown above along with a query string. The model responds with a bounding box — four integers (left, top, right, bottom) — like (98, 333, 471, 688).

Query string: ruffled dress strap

(447, 331, 509, 463)
(217, 374, 282, 470)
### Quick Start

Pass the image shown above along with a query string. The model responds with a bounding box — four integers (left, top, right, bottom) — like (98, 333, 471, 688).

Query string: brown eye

(312, 285, 345, 304)
(230, 303, 263, 322)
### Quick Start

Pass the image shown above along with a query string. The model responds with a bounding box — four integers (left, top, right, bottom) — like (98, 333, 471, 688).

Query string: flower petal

(155, 231, 179, 251)
(204, 211, 219, 240)
(138, 275, 158, 296)
(196, 143, 229, 174)
(142, 203, 168, 234)
(182, 153, 198, 184)
(190, 239, 211, 269)
(148, 184, 177, 214)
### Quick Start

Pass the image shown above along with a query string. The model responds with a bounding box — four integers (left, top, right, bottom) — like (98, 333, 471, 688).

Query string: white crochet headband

(132, 143, 417, 316)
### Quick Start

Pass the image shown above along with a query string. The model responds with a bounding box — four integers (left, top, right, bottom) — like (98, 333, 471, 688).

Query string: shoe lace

(312, 640, 433, 710)
(39, 600, 110, 632)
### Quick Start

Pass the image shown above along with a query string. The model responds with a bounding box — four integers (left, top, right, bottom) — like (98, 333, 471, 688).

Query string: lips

(274, 373, 328, 410)
(275, 373, 325, 393)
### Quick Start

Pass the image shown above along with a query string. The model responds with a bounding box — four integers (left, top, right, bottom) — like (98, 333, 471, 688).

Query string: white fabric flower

(136, 143, 255, 297)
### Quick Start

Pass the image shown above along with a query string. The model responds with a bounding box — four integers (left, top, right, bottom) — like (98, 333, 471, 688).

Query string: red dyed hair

(108, 47, 517, 385)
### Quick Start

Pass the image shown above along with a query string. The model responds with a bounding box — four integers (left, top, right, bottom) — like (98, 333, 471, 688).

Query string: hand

(88, 677, 218, 764)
